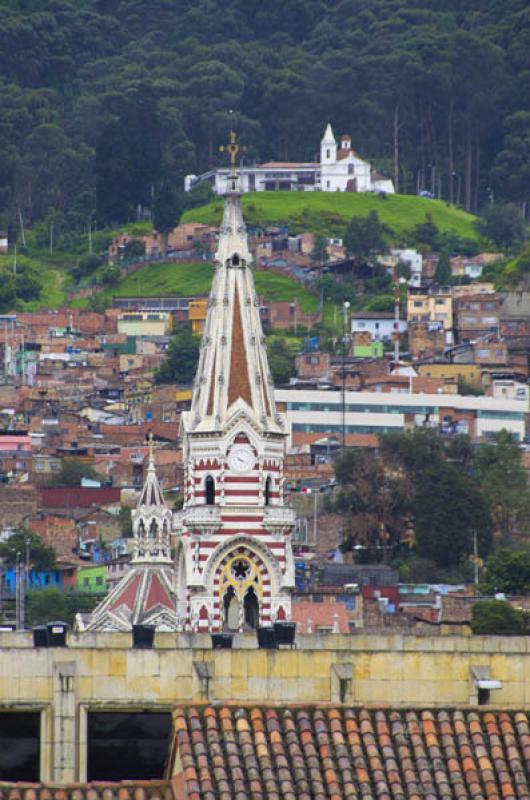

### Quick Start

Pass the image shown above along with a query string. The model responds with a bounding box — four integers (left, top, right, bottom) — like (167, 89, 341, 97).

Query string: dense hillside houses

(185, 123, 395, 195)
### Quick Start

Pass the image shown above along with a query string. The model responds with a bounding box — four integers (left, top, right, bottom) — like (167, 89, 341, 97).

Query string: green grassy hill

(73, 261, 319, 313)
(182, 191, 479, 240)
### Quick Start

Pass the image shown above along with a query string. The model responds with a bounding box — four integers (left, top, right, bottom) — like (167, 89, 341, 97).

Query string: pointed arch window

(244, 587, 259, 629)
(232, 254, 240, 266)
(205, 475, 215, 505)
(326, 149, 330, 159)
(264, 476, 272, 506)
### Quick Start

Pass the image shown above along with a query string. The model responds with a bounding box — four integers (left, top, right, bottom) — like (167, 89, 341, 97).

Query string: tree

(474, 430, 530, 540)
(333, 448, 413, 560)
(0, 530, 56, 571)
(434, 251, 451, 284)
(344, 211, 386, 265)
(491, 112, 530, 211)
(480, 548, 530, 595)
(119, 507, 133, 538)
(397, 259, 411, 282)
(411, 213, 439, 247)
(471, 600, 527, 635)
(27, 588, 73, 627)
(457, 377, 484, 396)
(155, 323, 200, 384)
(122, 239, 146, 260)
(49, 459, 99, 487)
(380, 428, 443, 478)
(185, 182, 215, 210)
(267, 338, 296, 385)
(475, 203, 526, 252)
(153, 180, 186, 255)
(99, 265, 120, 286)
(311, 234, 329, 266)
(72, 255, 103, 282)
(414, 461, 491, 568)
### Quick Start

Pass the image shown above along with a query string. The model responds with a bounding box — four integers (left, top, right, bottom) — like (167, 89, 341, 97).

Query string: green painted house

(77, 565, 107, 594)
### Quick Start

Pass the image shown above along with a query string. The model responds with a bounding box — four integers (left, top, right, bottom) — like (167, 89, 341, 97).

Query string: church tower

(86, 440, 177, 631)
(320, 122, 337, 165)
(174, 133, 295, 633)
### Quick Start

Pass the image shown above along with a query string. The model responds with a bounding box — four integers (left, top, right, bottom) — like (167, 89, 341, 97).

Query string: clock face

(227, 446, 254, 473)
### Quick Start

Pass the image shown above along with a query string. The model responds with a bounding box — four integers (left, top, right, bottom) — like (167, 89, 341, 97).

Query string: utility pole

(341, 301, 350, 451)
(473, 529, 479, 586)
(312, 490, 318, 546)
(26, 537, 31, 590)
(15, 552, 25, 630)
(393, 262, 400, 366)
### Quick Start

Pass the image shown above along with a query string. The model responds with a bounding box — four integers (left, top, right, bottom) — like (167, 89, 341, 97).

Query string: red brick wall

(28, 515, 77, 556)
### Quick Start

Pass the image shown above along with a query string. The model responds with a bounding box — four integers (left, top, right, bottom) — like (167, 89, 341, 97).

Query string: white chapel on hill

(185, 122, 395, 195)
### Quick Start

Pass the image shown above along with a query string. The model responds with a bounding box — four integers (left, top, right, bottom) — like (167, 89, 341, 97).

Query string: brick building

(453, 292, 500, 343)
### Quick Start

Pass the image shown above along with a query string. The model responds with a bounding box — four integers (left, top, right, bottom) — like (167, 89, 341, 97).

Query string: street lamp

(26, 537, 31, 590)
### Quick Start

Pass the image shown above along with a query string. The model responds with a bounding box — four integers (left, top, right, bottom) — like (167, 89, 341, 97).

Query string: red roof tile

(170, 707, 530, 799)
(291, 601, 350, 633)
(0, 784, 174, 800)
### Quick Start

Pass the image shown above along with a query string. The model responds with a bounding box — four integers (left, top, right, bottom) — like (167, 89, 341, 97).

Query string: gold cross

(220, 130, 245, 175)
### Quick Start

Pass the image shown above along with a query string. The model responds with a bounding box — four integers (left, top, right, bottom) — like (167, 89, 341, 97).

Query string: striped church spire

(175, 132, 295, 634)
(183, 164, 281, 436)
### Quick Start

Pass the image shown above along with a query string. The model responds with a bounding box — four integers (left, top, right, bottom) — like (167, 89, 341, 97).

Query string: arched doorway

(243, 587, 259, 629)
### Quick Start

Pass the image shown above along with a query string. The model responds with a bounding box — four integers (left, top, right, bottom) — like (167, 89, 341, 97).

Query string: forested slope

(1, 0, 529, 244)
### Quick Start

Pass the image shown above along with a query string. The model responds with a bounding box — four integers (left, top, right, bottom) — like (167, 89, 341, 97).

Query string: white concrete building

(185, 123, 395, 196)
(275, 388, 527, 444)
(350, 312, 407, 342)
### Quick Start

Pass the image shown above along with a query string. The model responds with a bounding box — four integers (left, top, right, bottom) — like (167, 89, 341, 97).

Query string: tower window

(265, 476, 272, 506)
(205, 475, 215, 505)
(326, 149, 330, 159)
(232, 254, 240, 266)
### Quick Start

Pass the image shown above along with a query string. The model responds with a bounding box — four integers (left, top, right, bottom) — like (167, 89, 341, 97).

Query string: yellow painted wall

(2, 631, 530, 782)
(417, 363, 482, 385)
(117, 319, 169, 337)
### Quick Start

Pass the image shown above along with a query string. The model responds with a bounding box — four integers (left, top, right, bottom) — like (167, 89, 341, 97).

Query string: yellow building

(407, 287, 453, 331)
(417, 362, 482, 386)
(117, 311, 173, 337)
(187, 298, 208, 335)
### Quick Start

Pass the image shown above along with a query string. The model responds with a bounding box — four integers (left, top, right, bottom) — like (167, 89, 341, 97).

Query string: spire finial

(220, 124, 245, 178)
(148, 431, 155, 467)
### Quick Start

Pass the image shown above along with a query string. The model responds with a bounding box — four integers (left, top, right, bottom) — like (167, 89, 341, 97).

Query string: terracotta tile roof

(291, 600, 350, 633)
(0, 782, 174, 800)
(171, 706, 530, 799)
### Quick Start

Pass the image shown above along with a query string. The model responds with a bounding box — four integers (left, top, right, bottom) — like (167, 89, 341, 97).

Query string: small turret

(132, 435, 172, 564)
